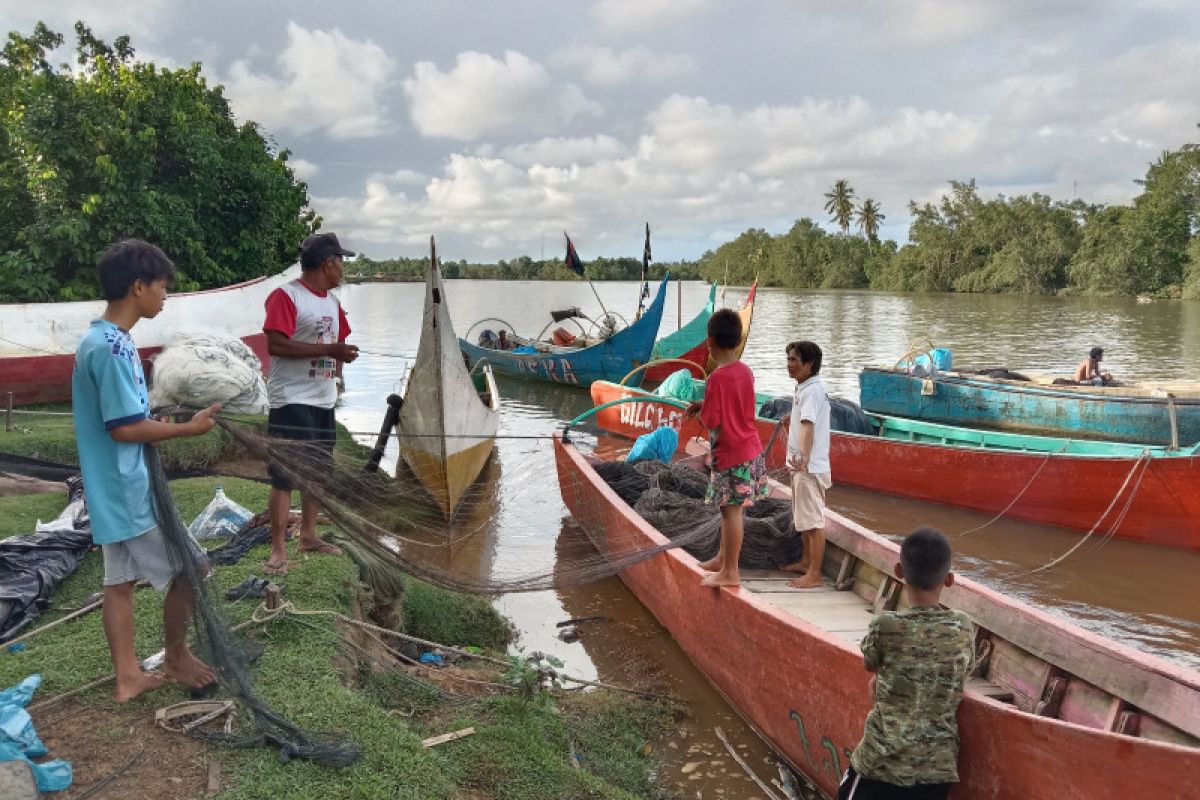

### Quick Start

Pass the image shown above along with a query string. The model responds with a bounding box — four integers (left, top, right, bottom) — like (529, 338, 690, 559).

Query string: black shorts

(838, 766, 952, 800)
(266, 404, 336, 491)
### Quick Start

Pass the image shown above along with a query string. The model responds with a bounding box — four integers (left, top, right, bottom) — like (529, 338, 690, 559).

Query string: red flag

(564, 233, 585, 276)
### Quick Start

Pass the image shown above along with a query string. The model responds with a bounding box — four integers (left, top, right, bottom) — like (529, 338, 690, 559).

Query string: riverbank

(0, 423, 680, 798)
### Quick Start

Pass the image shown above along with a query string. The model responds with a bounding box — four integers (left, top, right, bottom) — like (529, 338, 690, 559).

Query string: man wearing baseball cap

(260, 232, 360, 575)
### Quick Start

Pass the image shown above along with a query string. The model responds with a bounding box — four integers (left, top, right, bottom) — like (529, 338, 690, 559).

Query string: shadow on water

(340, 279, 1200, 797)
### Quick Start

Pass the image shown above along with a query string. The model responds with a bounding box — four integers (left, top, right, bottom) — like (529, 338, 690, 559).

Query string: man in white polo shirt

(780, 340, 832, 589)
(261, 232, 360, 575)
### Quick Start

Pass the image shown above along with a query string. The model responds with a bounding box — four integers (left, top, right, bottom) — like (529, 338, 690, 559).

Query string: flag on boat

(564, 233, 585, 276)
(637, 222, 651, 317)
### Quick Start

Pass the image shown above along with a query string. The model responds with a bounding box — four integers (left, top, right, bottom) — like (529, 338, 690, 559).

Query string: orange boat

(553, 431, 1200, 799)
(586, 382, 1200, 550)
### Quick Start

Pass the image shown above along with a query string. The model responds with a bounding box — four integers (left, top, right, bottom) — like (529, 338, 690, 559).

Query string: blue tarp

(627, 426, 679, 464)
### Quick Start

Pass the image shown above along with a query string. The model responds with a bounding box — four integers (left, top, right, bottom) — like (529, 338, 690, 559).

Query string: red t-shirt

(700, 360, 761, 470)
(263, 280, 351, 341)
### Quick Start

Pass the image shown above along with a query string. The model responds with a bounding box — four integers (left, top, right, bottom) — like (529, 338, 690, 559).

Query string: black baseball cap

(300, 232, 355, 267)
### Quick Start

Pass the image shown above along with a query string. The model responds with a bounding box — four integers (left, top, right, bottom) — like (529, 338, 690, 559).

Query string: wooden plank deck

(746, 580, 875, 644)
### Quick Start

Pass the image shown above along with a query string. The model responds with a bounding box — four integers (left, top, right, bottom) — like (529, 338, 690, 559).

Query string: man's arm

(789, 420, 814, 470)
(266, 330, 358, 362)
(110, 404, 220, 444)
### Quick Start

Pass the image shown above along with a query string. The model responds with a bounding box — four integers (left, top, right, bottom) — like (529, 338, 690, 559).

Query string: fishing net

(146, 445, 360, 766)
(211, 417, 714, 595)
(592, 461, 803, 569)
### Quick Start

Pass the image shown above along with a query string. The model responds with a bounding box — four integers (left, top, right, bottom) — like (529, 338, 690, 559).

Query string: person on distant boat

(683, 309, 767, 588)
(261, 232, 360, 576)
(1074, 346, 1113, 386)
(839, 527, 973, 800)
(72, 239, 220, 702)
(779, 340, 832, 589)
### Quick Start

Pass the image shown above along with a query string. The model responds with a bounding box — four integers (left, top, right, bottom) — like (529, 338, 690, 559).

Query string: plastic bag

(653, 369, 701, 402)
(187, 486, 252, 541)
(627, 427, 679, 464)
(0, 675, 72, 792)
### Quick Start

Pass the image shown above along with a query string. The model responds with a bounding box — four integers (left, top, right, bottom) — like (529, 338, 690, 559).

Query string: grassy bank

(0, 472, 676, 798)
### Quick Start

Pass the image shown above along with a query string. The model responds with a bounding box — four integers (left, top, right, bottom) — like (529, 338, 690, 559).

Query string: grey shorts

(102, 525, 209, 590)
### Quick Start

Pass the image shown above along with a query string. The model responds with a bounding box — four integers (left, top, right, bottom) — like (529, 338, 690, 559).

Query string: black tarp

(0, 477, 93, 642)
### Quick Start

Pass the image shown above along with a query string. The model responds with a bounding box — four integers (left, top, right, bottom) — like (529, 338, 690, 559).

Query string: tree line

(2, 23, 1196, 301)
(698, 148, 1200, 299)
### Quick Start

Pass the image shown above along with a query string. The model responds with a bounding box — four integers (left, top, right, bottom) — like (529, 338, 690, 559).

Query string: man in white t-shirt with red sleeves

(261, 232, 360, 575)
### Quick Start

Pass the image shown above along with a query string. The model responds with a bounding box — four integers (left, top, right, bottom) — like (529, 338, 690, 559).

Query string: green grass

(0, 477, 675, 800)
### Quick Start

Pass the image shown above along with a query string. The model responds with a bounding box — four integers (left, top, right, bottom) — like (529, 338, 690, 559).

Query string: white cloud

(404, 51, 601, 141)
(551, 46, 696, 86)
(590, 0, 714, 32)
(501, 135, 626, 167)
(222, 22, 396, 139)
(287, 158, 321, 180)
(0, 0, 172, 40)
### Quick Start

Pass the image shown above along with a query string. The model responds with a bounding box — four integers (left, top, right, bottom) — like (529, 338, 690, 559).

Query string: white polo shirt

(788, 375, 831, 475)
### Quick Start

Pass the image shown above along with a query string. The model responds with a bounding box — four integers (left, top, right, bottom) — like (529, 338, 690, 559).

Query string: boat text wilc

(516, 357, 580, 384)
(618, 394, 684, 432)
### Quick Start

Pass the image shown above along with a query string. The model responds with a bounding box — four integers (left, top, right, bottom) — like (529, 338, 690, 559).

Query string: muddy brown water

(339, 280, 1200, 797)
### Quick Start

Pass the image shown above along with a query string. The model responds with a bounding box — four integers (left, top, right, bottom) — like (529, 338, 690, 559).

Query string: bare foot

(299, 538, 342, 556)
(112, 671, 167, 703)
(780, 559, 809, 574)
(787, 573, 824, 589)
(701, 570, 740, 588)
(165, 650, 216, 689)
(263, 556, 289, 576)
(696, 555, 721, 571)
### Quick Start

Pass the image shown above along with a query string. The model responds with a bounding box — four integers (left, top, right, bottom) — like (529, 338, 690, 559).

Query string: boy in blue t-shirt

(72, 239, 220, 703)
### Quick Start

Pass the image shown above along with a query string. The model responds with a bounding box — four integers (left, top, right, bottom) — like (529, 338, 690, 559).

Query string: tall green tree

(0, 22, 316, 301)
(823, 179, 856, 234)
(855, 198, 885, 250)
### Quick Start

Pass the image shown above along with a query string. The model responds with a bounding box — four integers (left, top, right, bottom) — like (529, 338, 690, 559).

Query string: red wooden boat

(0, 267, 300, 405)
(554, 431, 1200, 799)
(587, 382, 1200, 550)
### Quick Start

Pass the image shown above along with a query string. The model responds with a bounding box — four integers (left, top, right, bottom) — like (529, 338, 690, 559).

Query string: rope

(1028, 451, 1152, 574)
(955, 445, 1066, 537)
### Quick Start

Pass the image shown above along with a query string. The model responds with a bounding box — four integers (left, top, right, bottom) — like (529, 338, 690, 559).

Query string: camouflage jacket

(849, 606, 974, 786)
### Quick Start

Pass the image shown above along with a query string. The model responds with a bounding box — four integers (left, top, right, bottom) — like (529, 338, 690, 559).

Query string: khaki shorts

(102, 525, 208, 591)
(791, 471, 832, 531)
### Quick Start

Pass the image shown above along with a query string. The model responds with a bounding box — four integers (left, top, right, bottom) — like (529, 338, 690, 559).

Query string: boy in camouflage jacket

(840, 527, 974, 800)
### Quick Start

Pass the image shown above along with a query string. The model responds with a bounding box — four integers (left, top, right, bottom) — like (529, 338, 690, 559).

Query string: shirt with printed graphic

(850, 606, 974, 786)
(263, 278, 351, 409)
(71, 319, 157, 545)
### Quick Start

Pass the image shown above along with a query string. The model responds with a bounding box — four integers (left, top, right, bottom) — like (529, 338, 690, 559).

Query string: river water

(338, 279, 1200, 798)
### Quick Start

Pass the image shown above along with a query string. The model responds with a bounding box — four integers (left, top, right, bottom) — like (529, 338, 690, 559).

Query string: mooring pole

(364, 394, 404, 472)
(676, 278, 682, 331)
(5, 392, 12, 432)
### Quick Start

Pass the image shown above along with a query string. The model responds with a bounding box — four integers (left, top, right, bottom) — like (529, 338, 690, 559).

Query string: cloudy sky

(5, 0, 1199, 261)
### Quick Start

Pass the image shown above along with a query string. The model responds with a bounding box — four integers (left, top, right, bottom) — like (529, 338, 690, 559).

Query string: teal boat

(859, 366, 1200, 446)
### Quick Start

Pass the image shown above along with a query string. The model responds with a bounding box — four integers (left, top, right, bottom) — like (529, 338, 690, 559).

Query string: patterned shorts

(705, 454, 769, 507)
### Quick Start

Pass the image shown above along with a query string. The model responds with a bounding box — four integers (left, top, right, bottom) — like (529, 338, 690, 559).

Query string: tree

(856, 198, 885, 250)
(823, 179, 856, 234)
(0, 22, 315, 301)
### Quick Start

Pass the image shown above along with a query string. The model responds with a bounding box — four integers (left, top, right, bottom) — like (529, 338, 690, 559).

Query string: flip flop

(263, 560, 289, 576)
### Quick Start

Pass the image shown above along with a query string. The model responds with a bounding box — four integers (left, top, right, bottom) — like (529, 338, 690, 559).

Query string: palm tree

(856, 198, 885, 251)
(823, 179, 856, 234)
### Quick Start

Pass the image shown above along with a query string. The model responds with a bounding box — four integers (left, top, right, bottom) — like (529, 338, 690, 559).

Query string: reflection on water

(339, 279, 1200, 795)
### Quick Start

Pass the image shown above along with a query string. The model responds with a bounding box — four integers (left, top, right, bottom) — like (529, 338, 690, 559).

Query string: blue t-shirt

(72, 319, 156, 545)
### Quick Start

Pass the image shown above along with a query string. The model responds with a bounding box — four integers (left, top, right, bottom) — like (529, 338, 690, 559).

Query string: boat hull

(458, 276, 668, 389)
(860, 367, 1200, 446)
(553, 434, 1200, 799)
(588, 381, 1200, 549)
(0, 269, 298, 405)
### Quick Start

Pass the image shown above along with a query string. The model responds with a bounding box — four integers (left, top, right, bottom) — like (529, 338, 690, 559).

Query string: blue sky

(5, 0, 1199, 261)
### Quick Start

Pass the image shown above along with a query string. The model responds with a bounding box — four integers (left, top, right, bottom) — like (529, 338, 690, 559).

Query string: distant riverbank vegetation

(3, 23, 1196, 302)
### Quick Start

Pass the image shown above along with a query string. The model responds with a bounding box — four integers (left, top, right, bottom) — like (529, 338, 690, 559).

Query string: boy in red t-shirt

(685, 309, 767, 587)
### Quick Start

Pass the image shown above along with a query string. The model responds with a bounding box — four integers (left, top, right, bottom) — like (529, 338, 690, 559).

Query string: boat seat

(965, 675, 1015, 703)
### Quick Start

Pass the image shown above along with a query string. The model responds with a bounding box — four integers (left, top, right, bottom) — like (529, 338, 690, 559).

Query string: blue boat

(459, 276, 668, 388)
(859, 366, 1200, 446)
